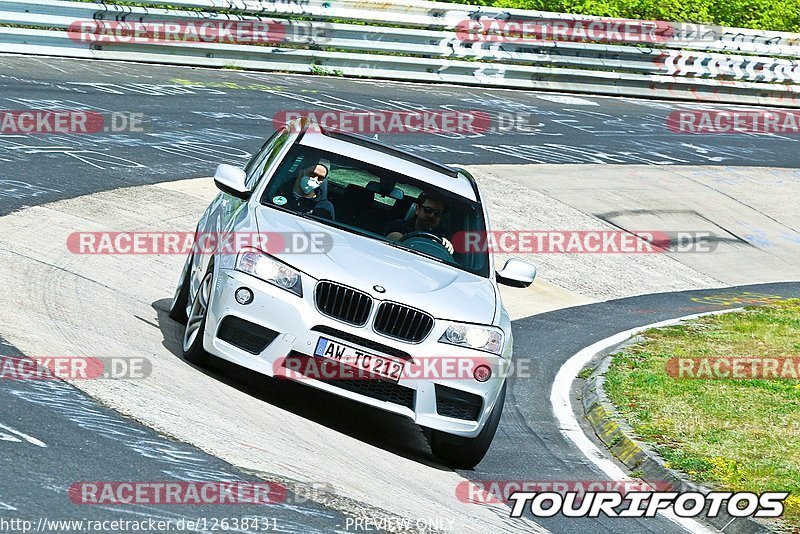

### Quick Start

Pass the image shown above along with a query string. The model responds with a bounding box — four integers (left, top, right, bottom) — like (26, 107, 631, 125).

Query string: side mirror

(496, 258, 537, 288)
(213, 164, 250, 200)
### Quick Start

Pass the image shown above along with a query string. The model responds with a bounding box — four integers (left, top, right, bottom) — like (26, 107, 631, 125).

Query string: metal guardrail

(0, 0, 799, 106)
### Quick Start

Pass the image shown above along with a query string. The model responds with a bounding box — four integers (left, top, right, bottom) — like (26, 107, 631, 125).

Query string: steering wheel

(398, 231, 452, 261)
(398, 231, 442, 245)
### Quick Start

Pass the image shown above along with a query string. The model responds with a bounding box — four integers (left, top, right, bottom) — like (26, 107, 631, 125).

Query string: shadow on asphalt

(151, 298, 452, 471)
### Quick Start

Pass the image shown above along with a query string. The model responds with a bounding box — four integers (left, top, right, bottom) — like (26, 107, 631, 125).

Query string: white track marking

(0, 422, 47, 447)
(551, 309, 741, 533)
(535, 94, 599, 106)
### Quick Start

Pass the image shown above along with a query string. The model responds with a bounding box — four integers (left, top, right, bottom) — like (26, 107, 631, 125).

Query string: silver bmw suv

(169, 119, 537, 468)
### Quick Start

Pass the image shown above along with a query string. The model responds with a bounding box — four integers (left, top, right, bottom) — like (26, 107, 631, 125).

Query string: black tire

(181, 269, 213, 367)
(168, 254, 192, 324)
(429, 382, 507, 469)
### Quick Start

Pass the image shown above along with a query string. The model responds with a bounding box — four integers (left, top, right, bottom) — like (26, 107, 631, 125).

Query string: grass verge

(604, 299, 800, 529)
(441, 0, 800, 33)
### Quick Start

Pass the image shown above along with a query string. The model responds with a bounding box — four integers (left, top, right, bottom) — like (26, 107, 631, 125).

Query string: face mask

(300, 175, 322, 194)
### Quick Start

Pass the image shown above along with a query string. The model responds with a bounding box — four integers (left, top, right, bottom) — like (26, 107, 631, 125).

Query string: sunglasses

(420, 206, 443, 217)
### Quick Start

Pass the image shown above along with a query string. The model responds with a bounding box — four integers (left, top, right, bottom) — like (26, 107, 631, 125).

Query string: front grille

(321, 377, 415, 410)
(311, 326, 412, 361)
(285, 353, 415, 410)
(373, 302, 434, 343)
(315, 281, 372, 326)
(435, 384, 483, 421)
(217, 316, 278, 354)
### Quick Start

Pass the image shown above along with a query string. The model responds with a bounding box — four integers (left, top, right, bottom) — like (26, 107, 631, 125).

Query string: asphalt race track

(2, 55, 800, 218)
(1, 53, 799, 534)
(0, 339, 352, 532)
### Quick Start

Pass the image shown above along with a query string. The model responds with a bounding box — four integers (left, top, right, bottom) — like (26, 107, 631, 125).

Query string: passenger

(275, 158, 335, 220)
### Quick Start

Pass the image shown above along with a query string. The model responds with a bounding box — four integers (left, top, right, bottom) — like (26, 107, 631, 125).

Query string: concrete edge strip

(0, 181, 550, 534)
(550, 309, 747, 534)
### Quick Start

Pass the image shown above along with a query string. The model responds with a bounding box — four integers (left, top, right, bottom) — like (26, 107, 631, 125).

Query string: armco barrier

(0, 0, 799, 106)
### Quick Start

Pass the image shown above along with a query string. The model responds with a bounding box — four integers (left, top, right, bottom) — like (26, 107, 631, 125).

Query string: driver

(386, 192, 454, 253)
(273, 158, 335, 220)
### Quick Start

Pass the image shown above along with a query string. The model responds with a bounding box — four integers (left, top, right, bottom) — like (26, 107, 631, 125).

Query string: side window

(245, 129, 290, 189)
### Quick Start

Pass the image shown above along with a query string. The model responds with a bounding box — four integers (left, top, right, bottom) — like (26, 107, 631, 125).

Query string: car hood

(256, 206, 496, 324)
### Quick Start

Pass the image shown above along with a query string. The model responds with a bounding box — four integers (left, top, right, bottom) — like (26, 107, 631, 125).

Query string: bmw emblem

(373, 285, 386, 293)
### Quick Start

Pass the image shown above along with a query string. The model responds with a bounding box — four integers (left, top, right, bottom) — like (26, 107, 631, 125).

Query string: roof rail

(317, 127, 460, 178)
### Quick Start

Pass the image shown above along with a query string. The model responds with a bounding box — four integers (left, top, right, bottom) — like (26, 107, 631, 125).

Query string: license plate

(314, 337, 405, 382)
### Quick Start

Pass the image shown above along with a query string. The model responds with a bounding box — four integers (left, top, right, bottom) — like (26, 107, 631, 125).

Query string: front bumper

(204, 268, 509, 438)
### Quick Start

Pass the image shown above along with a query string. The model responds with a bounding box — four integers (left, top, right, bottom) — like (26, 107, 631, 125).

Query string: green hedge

(441, 0, 800, 33)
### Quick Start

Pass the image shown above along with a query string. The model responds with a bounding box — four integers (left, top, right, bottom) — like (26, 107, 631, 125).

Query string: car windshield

(260, 144, 490, 278)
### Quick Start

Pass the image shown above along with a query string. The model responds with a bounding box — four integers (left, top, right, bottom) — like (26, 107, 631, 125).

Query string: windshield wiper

(262, 202, 314, 219)
(381, 239, 447, 264)
(305, 214, 377, 240)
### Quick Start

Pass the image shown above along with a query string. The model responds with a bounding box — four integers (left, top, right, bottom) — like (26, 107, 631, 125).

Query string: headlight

(439, 322, 504, 355)
(235, 249, 302, 297)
